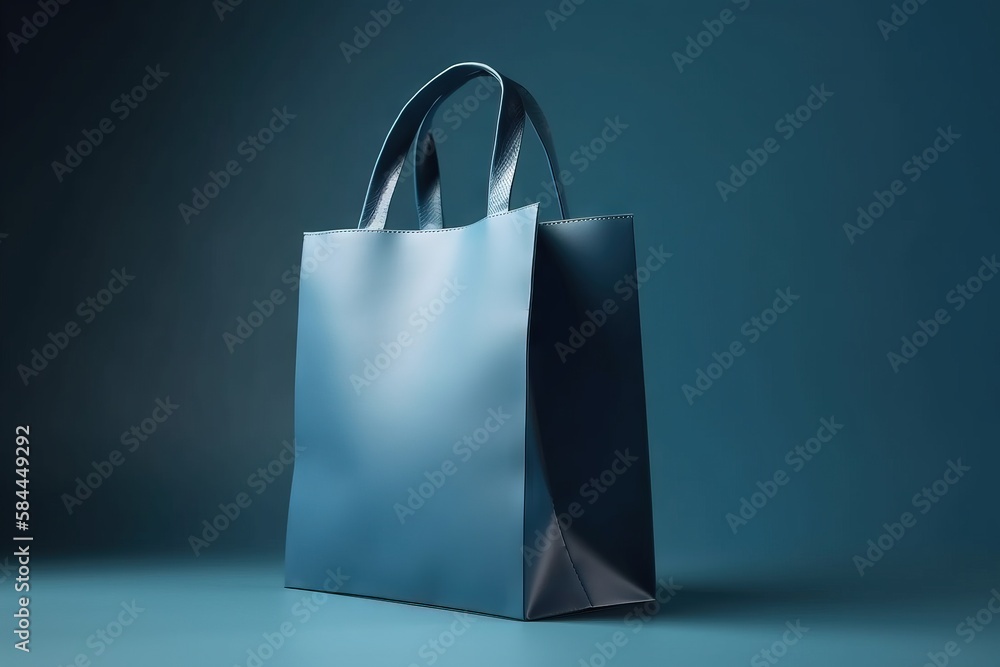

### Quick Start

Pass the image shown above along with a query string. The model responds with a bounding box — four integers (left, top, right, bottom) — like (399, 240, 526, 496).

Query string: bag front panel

(285, 207, 538, 619)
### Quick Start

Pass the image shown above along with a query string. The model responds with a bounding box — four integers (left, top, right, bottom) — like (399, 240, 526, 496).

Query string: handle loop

(358, 63, 567, 230)
(412, 83, 567, 229)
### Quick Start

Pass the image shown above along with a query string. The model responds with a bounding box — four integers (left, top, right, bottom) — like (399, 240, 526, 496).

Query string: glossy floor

(15, 559, 1000, 666)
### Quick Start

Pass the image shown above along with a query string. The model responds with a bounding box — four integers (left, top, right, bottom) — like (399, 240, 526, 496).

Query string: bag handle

(358, 63, 566, 229)
(412, 86, 567, 229)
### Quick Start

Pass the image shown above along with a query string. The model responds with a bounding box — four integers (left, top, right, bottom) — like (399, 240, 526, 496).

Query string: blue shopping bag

(284, 63, 655, 620)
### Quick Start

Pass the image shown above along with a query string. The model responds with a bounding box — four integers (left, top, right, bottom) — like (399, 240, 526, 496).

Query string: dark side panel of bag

(522, 216, 656, 619)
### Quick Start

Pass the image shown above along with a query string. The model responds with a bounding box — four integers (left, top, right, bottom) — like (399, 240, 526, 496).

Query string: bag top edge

(302, 213, 634, 237)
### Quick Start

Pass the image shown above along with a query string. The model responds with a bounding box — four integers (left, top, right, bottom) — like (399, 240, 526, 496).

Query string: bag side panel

(525, 216, 656, 614)
(523, 399, 594, 619)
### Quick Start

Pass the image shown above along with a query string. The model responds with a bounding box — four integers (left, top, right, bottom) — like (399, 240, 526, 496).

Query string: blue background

(1, 0, 998, 664)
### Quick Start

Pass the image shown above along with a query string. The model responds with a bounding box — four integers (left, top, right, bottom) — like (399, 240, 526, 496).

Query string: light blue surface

(288, 206, 539, 618)
(13, 559, 1000, 666)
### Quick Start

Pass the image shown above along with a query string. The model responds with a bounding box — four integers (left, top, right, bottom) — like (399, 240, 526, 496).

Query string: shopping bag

(284, 63, 655, 620)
